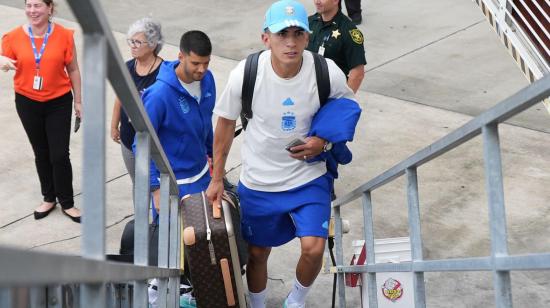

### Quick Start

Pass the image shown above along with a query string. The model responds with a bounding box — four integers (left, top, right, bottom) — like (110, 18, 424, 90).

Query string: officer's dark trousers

(15, 91, 75, 210)
(344, 0, 362, 18)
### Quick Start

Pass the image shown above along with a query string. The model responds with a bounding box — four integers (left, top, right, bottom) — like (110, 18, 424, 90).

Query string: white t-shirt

(179, 79, 201, 102)
(214, 50, 354, 192)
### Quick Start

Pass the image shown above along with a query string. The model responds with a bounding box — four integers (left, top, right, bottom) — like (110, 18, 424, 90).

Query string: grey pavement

(3, 0, 546, 133)
(0, 0, 549, 307)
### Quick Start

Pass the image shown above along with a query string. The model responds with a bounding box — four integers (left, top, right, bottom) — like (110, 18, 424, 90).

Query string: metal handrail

(333, 74, 550, 208)
(0, 246, 179, 286)
(332, 74, 550, 308)
(0, 0, 182, 307)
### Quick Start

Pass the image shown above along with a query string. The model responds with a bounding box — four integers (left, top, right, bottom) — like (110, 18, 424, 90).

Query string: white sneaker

(283, 298, 306, 308)
(179, 283, 196, 308)
(148, 279, 159, 308)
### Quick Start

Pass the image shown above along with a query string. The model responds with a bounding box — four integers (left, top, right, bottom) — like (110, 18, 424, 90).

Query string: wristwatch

(323, 141, 333, 152)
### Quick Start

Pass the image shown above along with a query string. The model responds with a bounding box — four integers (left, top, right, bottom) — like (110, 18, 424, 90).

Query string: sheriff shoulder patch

(349, 29, 364, 44)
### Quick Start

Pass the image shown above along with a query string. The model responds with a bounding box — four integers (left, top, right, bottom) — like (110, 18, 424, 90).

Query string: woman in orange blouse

(1, 0, 82, 223)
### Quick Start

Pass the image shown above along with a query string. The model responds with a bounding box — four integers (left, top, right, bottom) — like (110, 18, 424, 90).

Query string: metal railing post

(158, 174, 171, 307)
(134, 131, 151, 308)
(106, 283, 116, 308)
(73, 284, 81, 307)
(0, 288, 12, 308)
(121, 284, 132, 308)
(47, 286, 62, 308)
(362, 191, 378, 308)
(334, 206, 346, 308)
(406, 168, 427, 308)
(81, 32, 107, 308)
(169, 194, 181, 307)
(482, 124, 513, 308)
(29, 287, 46, 308)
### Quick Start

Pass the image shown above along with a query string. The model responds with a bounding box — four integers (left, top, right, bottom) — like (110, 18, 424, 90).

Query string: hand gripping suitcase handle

(213, 198, 222, 219)
(213, 191, 236, 219)
(220, 258, 236, 306)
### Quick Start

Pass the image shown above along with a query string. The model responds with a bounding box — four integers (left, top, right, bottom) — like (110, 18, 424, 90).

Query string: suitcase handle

(220, 258, 236, 306)
(213, 199, 222, 219)
(183, 227, 196, 246)
(213, 190, 236, 219)
(222, 191, 237, 209)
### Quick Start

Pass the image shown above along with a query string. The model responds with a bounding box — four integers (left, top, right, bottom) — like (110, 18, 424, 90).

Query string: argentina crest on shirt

(281, 97, 296, 131)
(281, 111, 296, 131)
(178, 96, 190, 114)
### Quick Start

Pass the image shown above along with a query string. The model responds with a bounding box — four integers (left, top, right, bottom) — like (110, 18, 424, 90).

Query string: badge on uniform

(33, 75, 43, 91)
(178, 96, 190, 114)
(349, 29, 364, 45)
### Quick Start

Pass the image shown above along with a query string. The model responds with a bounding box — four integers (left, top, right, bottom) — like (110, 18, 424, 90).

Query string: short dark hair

(179, 30, 212, 57)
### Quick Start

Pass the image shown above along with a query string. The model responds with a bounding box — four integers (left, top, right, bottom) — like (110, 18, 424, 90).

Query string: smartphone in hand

(285, 138, 306, 153)
(74, 117, 81, 133)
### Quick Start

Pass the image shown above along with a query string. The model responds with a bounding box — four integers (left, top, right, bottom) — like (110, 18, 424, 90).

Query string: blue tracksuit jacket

(137, 60, 216, 191)
(308, 97, 362, 178)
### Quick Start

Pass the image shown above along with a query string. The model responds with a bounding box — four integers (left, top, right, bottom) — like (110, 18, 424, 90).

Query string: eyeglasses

(126, 39, 146, 48)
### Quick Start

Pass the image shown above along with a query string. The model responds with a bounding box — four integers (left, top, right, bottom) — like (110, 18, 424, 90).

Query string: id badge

(33, 75, 43, 91)
(318, 45, 326, 56)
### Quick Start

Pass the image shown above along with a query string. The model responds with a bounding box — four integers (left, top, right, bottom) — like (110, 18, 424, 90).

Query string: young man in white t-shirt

(207, 1, 354, 307)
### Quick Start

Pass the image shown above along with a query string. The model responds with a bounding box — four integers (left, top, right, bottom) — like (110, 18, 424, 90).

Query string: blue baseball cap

(263, 0, 311, 33)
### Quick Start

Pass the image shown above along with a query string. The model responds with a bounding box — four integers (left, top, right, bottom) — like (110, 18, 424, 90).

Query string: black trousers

(343, 0, 362, 18)
(15, 91, 74, 209)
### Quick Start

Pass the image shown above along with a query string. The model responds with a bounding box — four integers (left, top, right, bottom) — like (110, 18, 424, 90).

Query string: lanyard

(28, 22, 52, 72)
(321, 34, 330, 47)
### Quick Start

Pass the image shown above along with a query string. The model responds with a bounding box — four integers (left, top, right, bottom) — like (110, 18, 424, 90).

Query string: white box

(360, 237, 414, 308)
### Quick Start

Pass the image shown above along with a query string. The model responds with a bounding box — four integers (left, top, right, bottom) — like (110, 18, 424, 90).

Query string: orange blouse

(1, 23, 75, 102)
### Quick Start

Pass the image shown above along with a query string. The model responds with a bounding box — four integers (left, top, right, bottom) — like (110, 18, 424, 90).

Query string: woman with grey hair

(110, 17, 163, 185)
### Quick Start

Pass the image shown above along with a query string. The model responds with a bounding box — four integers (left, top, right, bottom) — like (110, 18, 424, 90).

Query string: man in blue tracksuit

(137, 30, 214, 308)
(139, 30, 215, 207)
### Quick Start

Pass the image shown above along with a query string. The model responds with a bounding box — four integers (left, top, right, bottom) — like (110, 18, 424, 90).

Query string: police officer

(308, 0, 366, 93)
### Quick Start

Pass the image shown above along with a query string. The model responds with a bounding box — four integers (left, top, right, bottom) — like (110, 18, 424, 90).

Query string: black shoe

(351, 14, 362, 25)
(34, 202, 57, 220)
(62, 209, 81, 223)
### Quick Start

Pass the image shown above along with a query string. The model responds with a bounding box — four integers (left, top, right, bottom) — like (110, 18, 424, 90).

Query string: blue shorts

(238, 173, 332, 247)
